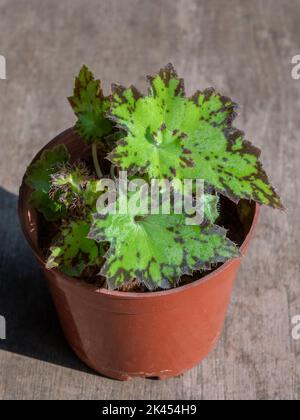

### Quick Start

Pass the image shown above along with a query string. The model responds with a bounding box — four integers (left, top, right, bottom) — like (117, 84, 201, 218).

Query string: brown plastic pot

(18, 128, 260, 380)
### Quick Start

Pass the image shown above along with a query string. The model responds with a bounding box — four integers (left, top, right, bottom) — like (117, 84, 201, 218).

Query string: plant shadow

(0, 186, 97, 375)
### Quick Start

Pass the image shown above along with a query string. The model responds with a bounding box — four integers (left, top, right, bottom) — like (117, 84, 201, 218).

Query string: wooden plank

(0, 0, 299, 400)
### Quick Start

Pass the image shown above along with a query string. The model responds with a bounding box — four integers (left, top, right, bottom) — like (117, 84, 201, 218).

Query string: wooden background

(0, 0, 299, 400)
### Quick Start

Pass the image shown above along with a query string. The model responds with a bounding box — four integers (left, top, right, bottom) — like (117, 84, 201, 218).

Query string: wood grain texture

(0, 0, 299, 400)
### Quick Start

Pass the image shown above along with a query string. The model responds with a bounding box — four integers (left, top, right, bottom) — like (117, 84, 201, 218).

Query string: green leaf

(203, 194, 220, 224)
(83, 178, 102, 209)
(25, 145, 70, 221)
(68, 65, 113, 144)
(46, 220, 104, 277)
(88, 210, 239, 290)
(50, 162, 101, 215)
(108, 63, 283, 209)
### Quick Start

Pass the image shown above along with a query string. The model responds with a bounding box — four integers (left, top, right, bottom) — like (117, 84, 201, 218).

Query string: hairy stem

(92, 143, 103, 178)
(110, 164, 116, 178)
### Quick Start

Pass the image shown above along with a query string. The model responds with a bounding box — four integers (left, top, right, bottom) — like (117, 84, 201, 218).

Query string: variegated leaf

(108, 63, 283, 209)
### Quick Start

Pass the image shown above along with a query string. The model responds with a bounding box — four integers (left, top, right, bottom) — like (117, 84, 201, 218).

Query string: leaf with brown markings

(108, 63, 283, 208)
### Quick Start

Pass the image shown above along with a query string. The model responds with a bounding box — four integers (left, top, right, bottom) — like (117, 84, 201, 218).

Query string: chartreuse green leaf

(88, 207, 239, 290)
(50, 162, 101, 215)
(108, 63, 283, 209)
(68, 65, 113, 144)
(46, 220, 105, 277)
(25, 145, 70, 221)
(203, 194, 220, 224)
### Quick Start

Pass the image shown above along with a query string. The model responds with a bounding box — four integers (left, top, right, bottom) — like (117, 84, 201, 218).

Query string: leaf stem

(110, 164, 116, 179)
(92, 143, 103, 178)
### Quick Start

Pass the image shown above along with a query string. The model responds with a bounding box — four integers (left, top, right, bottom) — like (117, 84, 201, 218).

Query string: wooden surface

(0, 0, 299, 400)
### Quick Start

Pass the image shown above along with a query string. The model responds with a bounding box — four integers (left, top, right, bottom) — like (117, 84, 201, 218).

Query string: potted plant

(18, 64, 283, 380)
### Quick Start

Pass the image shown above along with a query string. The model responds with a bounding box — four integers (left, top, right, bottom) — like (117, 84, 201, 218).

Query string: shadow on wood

(0, 186, 97, 375)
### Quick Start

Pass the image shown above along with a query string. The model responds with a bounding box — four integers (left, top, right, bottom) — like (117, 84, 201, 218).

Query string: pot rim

(18, 127, 260, 300)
